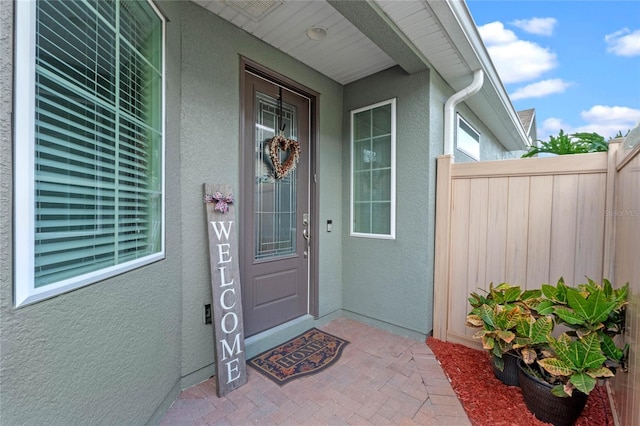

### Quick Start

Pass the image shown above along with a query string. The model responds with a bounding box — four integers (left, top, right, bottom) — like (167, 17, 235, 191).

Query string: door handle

(302, 229, 310, 259)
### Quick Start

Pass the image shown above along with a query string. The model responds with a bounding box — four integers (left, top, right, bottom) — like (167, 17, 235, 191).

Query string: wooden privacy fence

(433, 151, 609, 345)
(608, 141, 640, 426)
(432, 140, 640, 426)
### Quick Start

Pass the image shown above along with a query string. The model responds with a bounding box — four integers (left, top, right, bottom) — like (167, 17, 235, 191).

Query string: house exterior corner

(0, 1, 528, 423)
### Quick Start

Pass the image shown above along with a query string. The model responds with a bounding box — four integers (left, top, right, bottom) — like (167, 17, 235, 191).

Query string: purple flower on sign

(215, 200, 229, 213)
(204, 192, 234, 213)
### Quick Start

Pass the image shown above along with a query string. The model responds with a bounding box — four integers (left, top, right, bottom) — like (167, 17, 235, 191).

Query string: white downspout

(444, 69, 484, 157)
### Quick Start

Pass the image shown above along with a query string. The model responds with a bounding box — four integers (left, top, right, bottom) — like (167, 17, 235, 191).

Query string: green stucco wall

(342, 66, 433, 335)
(0, 0, 521, 422)
(429, 70, 515, 164)
(177, 1, 344, 381)
(340, 67, 512, 337)
(454, 100, 517, 162)
(0, 2, 184, 424)
(0, 1, 344, 423)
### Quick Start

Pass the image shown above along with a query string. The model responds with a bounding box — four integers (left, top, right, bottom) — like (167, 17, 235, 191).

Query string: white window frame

(349, 99, 396, 239)
(456, 114, 480, 161)
(14, 0, 167, 307)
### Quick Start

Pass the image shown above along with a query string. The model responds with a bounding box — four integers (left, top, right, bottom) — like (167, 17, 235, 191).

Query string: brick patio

(160, 317, 471, 425)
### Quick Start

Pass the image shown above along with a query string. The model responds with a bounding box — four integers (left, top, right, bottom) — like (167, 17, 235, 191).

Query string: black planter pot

(492, 351, 520, 386)
(517, 359, 588, 426)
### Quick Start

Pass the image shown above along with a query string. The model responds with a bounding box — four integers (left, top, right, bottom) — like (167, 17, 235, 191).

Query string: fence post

(433, 155, 453, 340)
(602, 140, 621, 281)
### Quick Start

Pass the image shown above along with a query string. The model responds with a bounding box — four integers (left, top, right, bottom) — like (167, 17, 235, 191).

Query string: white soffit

(376, 0, 472, 90)
(192, 0, 396, 84)
(379, 0, 527, 149)
(190, 0, 527, 149)
(224, 0, 284, 22)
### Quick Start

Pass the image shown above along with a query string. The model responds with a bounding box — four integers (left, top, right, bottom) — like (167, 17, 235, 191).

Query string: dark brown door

(241, 72, 310, 337)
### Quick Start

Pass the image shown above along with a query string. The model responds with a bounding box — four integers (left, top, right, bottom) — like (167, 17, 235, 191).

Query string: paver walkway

(160, 317, 471, 425)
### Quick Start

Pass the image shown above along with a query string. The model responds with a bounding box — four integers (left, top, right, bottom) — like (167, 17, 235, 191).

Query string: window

(350, 99, 396, 238)
(456, 115, 480, 160)
(14, 0, 165, 306)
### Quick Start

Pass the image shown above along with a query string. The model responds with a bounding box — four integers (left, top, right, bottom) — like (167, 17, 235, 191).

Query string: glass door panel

(254, 92, 298, 260)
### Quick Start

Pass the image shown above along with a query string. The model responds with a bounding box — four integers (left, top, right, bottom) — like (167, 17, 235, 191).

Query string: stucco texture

(0, 0, 518, 422)
(454, 102, 515, 162)
(0, 2, 184, 423)
(177, 2, 344, 379)
(342, 67, 433, 335)
(1, 1, 345, 422)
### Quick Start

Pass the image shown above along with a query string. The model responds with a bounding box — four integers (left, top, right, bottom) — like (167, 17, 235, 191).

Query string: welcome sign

(203, 183, 247, 396)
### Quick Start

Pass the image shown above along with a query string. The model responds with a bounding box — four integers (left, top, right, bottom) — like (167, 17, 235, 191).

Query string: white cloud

(576, 106, 640, 137)
(539, 117, 567, 139)
(478, 21, 518, 44)
(605, 28, 640, 57)
(539, 106, 640, 140)
(580, 105, 640, 124)
(510, 79, 572, 101)
(478, 22, 557, 84)
(486, 42, 557, 84)
(511, 18, 557, 36)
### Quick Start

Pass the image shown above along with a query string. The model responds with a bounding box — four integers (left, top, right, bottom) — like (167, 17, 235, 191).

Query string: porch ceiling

(191, 0, 398, 84)
(191, 0, 528, 151)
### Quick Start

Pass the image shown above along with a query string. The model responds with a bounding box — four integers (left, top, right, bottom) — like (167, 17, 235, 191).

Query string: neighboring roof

(517, 108, 537, 145)
(518, 108, 536, 135)
(191, 0, 529, 151)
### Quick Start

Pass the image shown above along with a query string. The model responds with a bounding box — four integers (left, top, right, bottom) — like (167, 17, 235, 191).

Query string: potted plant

(466, 283, 544, 386)
(540, 277, 628, 371)
(516, 278, 628, 426)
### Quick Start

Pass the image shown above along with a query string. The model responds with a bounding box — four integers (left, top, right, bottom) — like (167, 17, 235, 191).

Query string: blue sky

(466, 0, 640, 140)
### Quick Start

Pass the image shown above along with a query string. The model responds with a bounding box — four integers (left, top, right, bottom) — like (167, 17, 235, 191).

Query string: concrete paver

(160, 318, 471, 425)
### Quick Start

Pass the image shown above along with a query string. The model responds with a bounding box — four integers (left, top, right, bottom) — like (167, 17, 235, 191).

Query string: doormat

(248, 328, 349, 385)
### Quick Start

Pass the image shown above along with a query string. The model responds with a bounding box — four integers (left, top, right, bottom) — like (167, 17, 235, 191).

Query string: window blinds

(33, 0, 163, 287)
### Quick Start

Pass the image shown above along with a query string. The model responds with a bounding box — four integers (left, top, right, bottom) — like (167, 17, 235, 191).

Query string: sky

(466, 0, 640, 141)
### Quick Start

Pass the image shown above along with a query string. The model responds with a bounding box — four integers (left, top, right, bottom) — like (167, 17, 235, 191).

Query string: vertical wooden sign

(203, 183, 247, 396)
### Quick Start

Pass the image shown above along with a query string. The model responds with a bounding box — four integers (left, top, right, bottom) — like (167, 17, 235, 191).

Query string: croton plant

(466, 278, 628, 396)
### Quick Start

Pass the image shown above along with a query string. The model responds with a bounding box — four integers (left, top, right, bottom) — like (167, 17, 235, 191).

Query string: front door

(241, 71, 311, 337)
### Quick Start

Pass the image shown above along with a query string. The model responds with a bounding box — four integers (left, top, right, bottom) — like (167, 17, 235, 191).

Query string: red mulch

(427, 337, 614, 426)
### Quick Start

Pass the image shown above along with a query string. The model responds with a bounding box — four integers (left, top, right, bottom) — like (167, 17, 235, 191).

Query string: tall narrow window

(14, 0, 165, 306)
(456, 115, 480, 161)
(350, 99, 396, 239)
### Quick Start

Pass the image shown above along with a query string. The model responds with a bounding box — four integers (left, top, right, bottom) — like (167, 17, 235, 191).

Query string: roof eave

(429, 0, 529, 151)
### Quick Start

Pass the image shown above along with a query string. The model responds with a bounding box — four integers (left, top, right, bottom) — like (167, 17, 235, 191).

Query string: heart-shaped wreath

(268, 135, 301, 179)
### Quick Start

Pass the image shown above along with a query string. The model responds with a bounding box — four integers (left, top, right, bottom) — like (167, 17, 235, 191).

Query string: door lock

(302, 213, 309, 259)
(303, 228, 310, 259)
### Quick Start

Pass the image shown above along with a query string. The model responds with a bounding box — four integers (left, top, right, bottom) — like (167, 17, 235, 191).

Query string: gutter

(438, 0, 529, 150)
(444, 69, 484, 157)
